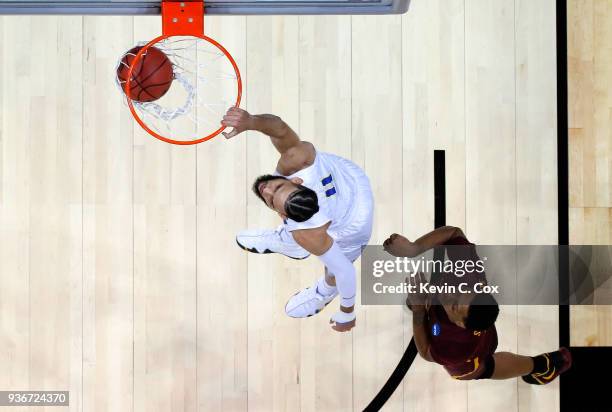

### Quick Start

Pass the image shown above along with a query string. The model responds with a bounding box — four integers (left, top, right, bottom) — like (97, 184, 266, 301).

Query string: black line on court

(556, 0, 570, 351)
(363, 150, 446, 411)
(432, 150, 447, 285)
(557, 0, 571, 408)
(434, 150, 446, 230)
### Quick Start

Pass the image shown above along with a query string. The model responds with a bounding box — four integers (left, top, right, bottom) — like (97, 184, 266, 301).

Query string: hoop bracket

(162, 1, 204, 36)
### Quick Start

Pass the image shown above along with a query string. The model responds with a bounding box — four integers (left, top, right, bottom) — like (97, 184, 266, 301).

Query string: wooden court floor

(568, 0, 612, 348)
(0, 0, 584, 411)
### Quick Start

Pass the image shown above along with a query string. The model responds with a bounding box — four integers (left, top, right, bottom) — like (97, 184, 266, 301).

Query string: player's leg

(282, 233, 364, 319)
(316, 268, 338, 295)
(491, 348, 572, 383)
(490, 352, 533, 379)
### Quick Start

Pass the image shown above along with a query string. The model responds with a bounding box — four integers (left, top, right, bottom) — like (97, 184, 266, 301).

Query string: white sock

(316, 276, 337, 297)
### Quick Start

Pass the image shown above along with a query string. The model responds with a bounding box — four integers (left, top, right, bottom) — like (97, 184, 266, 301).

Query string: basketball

(117, 46, 174, 102)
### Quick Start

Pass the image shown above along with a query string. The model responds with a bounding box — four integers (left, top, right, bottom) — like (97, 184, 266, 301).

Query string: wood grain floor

(568, 0, 612, 347)
(0, 1, 564, 410)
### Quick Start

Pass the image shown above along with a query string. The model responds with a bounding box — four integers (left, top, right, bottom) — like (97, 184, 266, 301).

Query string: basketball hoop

(116, 0, 242, 145)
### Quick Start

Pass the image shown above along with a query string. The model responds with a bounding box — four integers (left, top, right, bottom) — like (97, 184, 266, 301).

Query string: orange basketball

(117, 46, 174, 102)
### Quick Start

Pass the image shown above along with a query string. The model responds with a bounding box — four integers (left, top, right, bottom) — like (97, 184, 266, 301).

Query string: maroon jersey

(427, 302, 498, 379)
(427, 235, 498, 379)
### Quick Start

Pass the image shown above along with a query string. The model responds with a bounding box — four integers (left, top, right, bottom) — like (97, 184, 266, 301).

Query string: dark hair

(464, 293, 499, 331)
(252, 174, 285, 201)
(285, 186, 319, 222)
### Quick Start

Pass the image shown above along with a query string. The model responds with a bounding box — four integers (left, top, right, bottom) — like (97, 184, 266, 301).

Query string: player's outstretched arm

(221, 107, 300, 154)
(383, 226, 465, 257)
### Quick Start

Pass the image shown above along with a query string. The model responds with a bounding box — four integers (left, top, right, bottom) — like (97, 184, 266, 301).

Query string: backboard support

(0, 0, 410, 15)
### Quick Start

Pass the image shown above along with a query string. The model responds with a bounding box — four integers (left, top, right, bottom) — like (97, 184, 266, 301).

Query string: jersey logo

(321, 174, 336, 197)
(432, 323, 441, 336)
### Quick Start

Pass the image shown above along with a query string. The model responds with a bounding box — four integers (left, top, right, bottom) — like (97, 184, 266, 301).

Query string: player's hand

(405, 272, 430, 312)
(221, 107, 252, 139)
(383, 233, 419, 257)
(330, 309, 356, 332)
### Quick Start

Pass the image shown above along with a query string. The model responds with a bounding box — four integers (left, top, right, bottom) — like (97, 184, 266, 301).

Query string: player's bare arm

(383, 226, 465, 257)
(406, 273, 434, 361)
(221, 107, 315, 175)
(412, 308, 434, 362)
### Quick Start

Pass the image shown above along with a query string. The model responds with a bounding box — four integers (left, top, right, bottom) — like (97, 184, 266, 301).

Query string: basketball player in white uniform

(222, 107, 374, 332)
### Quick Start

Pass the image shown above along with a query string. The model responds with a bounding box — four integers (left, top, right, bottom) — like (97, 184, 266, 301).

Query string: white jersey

(278, 151, 369, 234)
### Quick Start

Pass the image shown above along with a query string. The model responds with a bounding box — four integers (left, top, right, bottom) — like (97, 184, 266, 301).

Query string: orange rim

(125, 34, 242, 145)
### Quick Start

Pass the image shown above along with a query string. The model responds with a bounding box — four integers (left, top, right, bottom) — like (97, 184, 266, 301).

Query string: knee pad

(474, 355, 495, 380)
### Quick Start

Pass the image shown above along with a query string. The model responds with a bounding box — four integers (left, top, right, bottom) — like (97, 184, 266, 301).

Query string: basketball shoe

(522, 347, 572, 385)
(236, 225, 310, 260)
(285, 279, 338, 318)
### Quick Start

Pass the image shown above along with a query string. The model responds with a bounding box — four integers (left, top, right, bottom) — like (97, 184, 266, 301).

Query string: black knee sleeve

(474, 355, 495, 380)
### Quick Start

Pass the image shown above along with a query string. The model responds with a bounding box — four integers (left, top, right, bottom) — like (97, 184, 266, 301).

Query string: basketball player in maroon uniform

(383, 226, 572, 383)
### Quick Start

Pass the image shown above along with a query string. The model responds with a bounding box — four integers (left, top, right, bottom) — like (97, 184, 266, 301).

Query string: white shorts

(327, 174, 374, 262)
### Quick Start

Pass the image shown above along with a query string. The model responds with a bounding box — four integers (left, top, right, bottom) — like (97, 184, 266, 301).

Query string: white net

(115, 36, 241, 144)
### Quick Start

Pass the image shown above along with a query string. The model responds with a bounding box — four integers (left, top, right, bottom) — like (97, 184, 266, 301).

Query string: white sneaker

(285, 286, 338, 318)
(236, 225, 310, 260)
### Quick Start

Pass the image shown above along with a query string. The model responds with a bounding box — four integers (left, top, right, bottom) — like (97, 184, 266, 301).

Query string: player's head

(252, 174, 319, 222)
(444, 293, 499, 331)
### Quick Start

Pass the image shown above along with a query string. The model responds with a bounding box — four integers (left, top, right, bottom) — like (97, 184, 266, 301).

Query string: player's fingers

(222, 115, 241, 123)
(223, 129, 238, 139)
(225, 116, 246, 125)
(384, 234, 397, 247)
(228, 106, 247, 116)
(222, 120, 240, 129)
